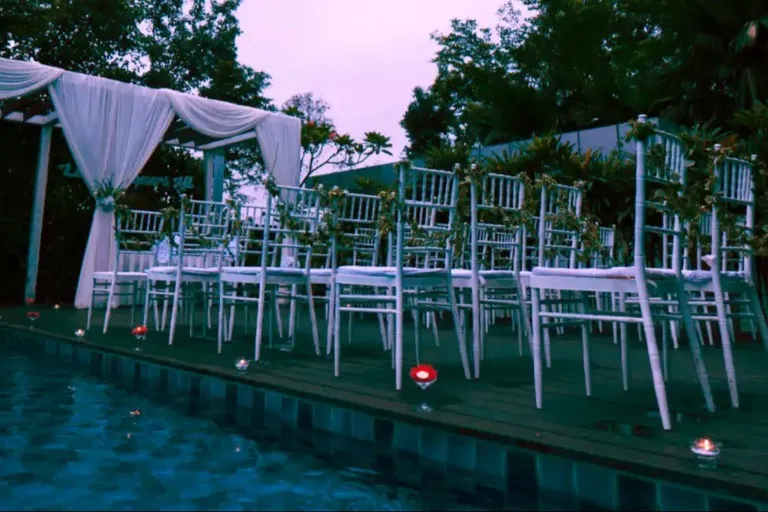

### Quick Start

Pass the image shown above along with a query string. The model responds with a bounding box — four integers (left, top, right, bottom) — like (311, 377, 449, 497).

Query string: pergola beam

(1, 94, 41, 118)
(23, 98, 53, 120)
(197, 130, 258, 150)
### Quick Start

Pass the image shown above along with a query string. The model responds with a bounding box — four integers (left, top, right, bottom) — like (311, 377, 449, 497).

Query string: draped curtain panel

(0, 58, 302, 308)
(49, 72, 176, 308)
(256, 114, 302, 187)
(0, 58, 63, 100)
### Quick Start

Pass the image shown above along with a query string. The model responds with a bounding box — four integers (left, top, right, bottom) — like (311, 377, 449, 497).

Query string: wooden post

(211, 148, 225, 202)
(203, 148, 225, 202)
(24, 123, 54, 302)
(203, 150, 213, 201)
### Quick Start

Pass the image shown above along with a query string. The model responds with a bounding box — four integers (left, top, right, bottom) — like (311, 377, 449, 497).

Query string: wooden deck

(2, 304, 768, 502)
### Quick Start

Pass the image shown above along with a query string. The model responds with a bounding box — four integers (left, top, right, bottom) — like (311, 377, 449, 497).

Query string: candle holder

(690, 437, 720, 469)
(26, 311, 40, 328)
(74, 329, 85, 340)
(235, 358, 250, 374)
(409, 364, 438, 413)
(131, 325, 148, 352)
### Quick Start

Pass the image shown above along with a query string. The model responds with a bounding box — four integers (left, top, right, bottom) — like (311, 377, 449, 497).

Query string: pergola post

(24, 122, 54, 302)
(203, 148, 225, 202)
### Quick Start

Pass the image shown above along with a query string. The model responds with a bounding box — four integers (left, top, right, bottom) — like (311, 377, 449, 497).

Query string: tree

(400, 0, 768, 159)
(281, 92, 393, 186)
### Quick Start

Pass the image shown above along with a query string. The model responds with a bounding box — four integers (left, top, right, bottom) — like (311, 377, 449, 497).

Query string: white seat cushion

(221, 266, 328, 277)
(92, 271, 146, 280)
(147, 266, 220, 276)
(530, 266, 738, 283)
(337, 265, 448, 278)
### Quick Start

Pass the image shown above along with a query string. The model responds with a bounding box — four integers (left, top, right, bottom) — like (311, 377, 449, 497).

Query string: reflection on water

(0, 345, 505, 511)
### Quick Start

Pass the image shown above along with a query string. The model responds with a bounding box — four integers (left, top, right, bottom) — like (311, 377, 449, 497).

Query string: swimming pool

(0, 343, 538, 511)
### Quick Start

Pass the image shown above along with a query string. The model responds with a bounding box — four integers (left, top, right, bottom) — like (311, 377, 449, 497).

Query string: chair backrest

(176, 198, 232, 270)
(536, 183, 583, 269)
(328, 191, 381, 267)
(395, 163, 460, 271)
(711, 149, 756, 279)
(113, 209, 166, 272)
(260, 186, 322, 270)
(232, 202, 272, 267)
(633, 115, 688, 279)
(469, 169, 527, 273)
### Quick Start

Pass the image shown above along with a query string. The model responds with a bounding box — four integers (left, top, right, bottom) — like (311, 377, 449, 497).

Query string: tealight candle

(54, 304, 60, 310)
(690, 437, 720, 469)
(74, 329, 85, 339)
(235, 358, 250, 374)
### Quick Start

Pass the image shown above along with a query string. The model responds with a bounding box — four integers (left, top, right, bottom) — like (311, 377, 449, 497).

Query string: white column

(203, 148, 225, 202)
(203, 150, 213, 201)
(24, 123, 54, 301)
(211, 148, 225, 202)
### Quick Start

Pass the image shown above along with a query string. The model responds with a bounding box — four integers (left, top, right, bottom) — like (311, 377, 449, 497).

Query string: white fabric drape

(165, 89, 270, 138)
(256, 114, 302, 187)
(0, 58, 302, 308)
(49, 72, 175, 308)
(0, 57, 63, 100)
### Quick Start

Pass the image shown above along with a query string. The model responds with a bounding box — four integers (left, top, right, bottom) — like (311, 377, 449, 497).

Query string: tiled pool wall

(1, 327, 765, 512)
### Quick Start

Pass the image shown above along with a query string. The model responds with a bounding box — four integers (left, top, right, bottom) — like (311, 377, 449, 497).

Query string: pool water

(0, 344, 524, 511)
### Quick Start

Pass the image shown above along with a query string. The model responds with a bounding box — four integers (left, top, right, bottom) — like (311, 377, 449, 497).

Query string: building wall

(308, 118, 676, 190)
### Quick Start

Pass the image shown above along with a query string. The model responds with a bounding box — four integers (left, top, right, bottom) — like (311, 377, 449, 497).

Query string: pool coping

(1, 321, 766, 510)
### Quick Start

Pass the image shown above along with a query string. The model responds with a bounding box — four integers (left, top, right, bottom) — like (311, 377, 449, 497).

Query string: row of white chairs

(85, 116, 767, 430)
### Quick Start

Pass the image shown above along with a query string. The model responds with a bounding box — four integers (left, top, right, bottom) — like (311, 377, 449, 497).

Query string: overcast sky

(236, 0, 508, 166)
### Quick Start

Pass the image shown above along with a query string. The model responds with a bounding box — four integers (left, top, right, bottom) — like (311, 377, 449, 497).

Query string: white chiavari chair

(452, 170, 531, 378)
(87, 209, 166, 333)
(143, 198, 232, 346)
(528, 116, 715, 431)
(218, 186, 324, 360)
(330, 163, 472, 390)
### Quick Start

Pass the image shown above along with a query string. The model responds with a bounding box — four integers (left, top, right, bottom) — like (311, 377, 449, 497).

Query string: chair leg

(87, 282, 96, 331)
(394, 285, 405, 391)
(333, 283, 342, 377)
(637, 297, 672, 431)
(674, 284, 715, 413)
(446, 279, 471, 381)
(305, 279, 321, 356)
(217, 280, 226, 354)
(619, 292, 629, 391)
(711, 281, 738, 408)
(142, 279, 152, 329)
(532, 287, 544, 409)
(168, 279, 182, 346)
(253, 276, 268, 361)
(471, 281, 481, 379)
(102, 279, 117, 334)
(412, 307, 421, 366)
(578, 293, 591, 397)
(325, 280, 336, 356)
(747, 285, 768, 353)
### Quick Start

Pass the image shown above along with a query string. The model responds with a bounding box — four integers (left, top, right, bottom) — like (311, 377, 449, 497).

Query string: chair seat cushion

(337, 265, 447, 278)
(93, 271, 146, 280)
(530, 266, 740, 283)
(221, 267, 330, 277)
(147, 266, 220, 276)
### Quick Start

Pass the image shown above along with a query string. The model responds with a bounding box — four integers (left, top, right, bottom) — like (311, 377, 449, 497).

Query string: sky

(235, 0, 508, 169)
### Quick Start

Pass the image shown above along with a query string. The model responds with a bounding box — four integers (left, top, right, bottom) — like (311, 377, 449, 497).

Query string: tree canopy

(401, 0, 768, 155)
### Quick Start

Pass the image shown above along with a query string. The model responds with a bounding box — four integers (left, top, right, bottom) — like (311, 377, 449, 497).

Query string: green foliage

(402, 0, 768, 158)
